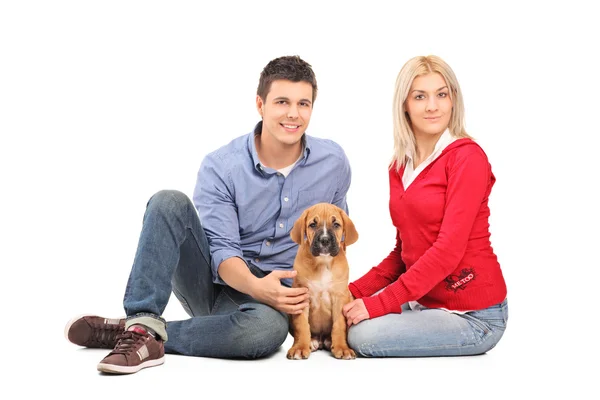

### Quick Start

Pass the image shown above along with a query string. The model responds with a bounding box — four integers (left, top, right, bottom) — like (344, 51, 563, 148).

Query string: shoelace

(109, 330, 146, 356)
(90, 321, 123, 347)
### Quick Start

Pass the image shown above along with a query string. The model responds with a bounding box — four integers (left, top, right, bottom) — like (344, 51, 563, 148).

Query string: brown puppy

(286, 203, 358, 360)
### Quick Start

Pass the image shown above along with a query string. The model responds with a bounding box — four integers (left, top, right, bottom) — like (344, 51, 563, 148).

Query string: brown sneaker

(97, 326, 165, 374)
(64, 315, 125, 349)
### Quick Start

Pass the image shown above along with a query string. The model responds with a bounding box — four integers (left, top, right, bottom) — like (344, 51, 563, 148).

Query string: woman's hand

(342, 298, 370, 326)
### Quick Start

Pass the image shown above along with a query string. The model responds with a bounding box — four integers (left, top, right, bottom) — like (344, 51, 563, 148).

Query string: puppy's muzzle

(310, 229, 339, 257)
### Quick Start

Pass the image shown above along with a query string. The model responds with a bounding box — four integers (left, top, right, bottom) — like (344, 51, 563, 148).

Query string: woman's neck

(413, 130, 444, 168)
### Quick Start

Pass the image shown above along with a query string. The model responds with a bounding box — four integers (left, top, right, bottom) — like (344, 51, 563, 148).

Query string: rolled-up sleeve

(193, 154, 244, 285)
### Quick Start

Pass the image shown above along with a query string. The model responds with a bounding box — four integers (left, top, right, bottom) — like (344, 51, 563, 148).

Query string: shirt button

(266, 241, 271, 246)
(255, 258, 260, 262)
(284, 197, 289, 202)
(277, 173, 282, 177)
(279, 223, 284, 228)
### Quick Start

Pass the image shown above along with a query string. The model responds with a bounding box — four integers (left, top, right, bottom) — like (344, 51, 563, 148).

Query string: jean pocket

(172, 287, 194, 317)
(223, 286, 254, 307)
(460, 313, 492, 340)
(480, 316, 506, 331)
(497, 302, 509, 328)
(468, 301, 508, 331)
(503, 301, 509, 323)
(210, 290, 228, 314)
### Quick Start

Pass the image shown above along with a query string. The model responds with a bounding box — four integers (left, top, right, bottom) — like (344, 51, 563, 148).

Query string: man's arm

(193, 154, 309, 314)
(217, 257, 259, 295)
(218, 257, 308, 314)
(193, 154, 244, 286)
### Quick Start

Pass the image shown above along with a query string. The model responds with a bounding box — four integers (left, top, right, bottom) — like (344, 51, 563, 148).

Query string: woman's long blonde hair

(391, 55, 472, 171)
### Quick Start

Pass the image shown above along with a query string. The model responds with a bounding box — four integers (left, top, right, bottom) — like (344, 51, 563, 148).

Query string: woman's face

(404, 72, 453, 138)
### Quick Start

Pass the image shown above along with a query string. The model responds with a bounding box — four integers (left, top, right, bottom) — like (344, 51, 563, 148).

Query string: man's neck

(255, 134, 303, 170)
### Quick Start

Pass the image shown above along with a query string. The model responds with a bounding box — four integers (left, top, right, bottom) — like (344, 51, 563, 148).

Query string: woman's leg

(347, 300, 508, 357)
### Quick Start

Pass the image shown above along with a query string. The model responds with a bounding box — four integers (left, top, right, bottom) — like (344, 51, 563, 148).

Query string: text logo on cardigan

(444, 268, 476, 292)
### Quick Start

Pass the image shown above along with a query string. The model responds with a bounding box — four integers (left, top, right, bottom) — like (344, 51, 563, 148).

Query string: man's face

(256, 79, 313, 147)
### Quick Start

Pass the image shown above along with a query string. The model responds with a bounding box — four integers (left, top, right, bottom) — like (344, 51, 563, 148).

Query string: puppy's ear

(290, 208, 310, 244)
(340, 209, 358, 247)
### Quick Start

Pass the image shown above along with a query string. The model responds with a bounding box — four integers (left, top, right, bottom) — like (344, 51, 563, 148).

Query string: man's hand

(342, 298, 370, 326)
(218, 258, 309, 314)
(251, 270, 310, 315)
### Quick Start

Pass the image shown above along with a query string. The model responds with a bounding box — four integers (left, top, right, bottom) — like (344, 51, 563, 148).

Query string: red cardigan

(349, 139, 507, 319)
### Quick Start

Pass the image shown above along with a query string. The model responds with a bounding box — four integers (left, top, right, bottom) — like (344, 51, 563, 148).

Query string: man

(65, 55, 352, 374)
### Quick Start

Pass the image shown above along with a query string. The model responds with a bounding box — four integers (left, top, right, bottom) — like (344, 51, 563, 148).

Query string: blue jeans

(347, 299, 508, 357)
(123, 190, 289, 358)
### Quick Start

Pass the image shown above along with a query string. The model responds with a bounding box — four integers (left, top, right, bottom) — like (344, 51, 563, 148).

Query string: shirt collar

(406, 128, 452, 160)
(249, 121, 311, 173)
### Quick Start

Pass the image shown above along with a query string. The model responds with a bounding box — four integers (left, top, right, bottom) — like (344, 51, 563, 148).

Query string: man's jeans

(123, 190, 289, 358)
(347, 299, 508, 357)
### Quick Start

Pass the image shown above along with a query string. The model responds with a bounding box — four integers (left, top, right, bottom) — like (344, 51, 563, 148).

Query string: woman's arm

(348, 229, 406, 299)
(362, 147, 492, 318)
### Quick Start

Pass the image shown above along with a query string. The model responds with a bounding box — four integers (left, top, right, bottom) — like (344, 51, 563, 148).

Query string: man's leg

(65, 189, 210, 351)
(166, 269, 289, 358)
(96, 189, 216, 373)
(122, 189, 217, 339)
(347, 300, 508, 357)
(68, 189, 288, 366)
(125, 189, 288, 359)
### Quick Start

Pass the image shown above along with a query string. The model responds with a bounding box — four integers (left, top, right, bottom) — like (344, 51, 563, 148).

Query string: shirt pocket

(295, 189, 334, 213)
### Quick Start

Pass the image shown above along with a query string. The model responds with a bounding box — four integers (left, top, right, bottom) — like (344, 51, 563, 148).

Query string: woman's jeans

(122, 190, 289, 358)
(348, 299, 508, 357)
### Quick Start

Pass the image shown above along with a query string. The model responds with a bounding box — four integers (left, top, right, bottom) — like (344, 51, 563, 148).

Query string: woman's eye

(438, 92, 448, 98)
(415, 95, 424, 100)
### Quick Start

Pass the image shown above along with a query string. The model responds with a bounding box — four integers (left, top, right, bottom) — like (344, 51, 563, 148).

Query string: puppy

(286, 203, 358, 360)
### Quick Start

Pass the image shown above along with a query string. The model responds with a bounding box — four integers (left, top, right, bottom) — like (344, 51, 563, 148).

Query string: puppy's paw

(287, 345, 311, 360)
(323, 337, 332, 351)
(310, 337, 322, 352)
(331, 346, 356, 360)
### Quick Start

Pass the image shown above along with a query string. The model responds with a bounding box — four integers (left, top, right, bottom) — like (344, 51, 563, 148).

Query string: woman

(343, 55, 508, 357)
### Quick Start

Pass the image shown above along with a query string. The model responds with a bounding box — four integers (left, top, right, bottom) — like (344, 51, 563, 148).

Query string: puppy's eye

(308, 222, 317, 229)
(333, 222, 341, 229)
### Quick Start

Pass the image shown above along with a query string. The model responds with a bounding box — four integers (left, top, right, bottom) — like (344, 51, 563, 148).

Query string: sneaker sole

(97, 356, 165, 374)
(64, 314, 126, 345)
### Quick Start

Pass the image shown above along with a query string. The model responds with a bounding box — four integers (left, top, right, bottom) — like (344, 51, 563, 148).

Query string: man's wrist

(218, 257, 259, 296)
(246, 274, 261, 298)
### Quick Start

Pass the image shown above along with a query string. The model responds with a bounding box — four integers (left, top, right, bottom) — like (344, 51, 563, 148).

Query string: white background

(1, 1, 598, 398)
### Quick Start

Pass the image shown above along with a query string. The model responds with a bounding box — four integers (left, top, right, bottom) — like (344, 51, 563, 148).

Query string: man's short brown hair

(257, 56, 318, 103)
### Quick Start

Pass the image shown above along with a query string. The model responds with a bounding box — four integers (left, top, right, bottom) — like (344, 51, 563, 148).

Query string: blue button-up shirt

(193, 122, 351, 287)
